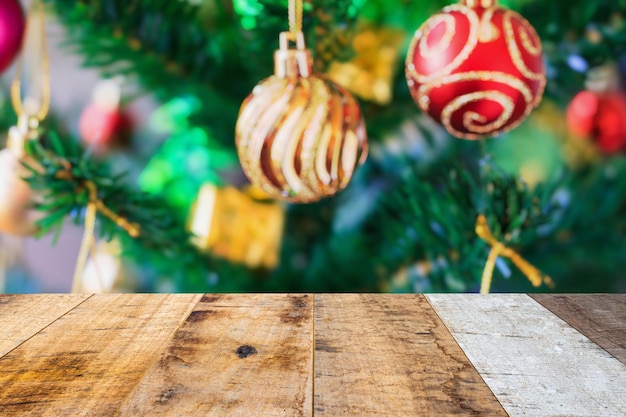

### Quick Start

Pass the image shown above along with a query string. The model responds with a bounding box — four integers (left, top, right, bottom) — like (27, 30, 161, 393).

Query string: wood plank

(0, 294, 200, 417)
(118, 294, 313, 417)
(314, 294, 507, 416)
(532, 294, 626, 365)
(426, 294, 626, 417)
(0, 294, 90, 358)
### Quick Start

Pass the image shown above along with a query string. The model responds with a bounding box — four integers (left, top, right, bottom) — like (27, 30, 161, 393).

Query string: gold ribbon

(7, 0, 49, 157)
(11, 0, 50, 121)
(65, 175, 140, 293)
(288, 0, 303, 34)
(476, 214, 555, 294)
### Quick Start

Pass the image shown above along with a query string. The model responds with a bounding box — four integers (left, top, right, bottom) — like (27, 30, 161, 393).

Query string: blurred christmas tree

(1, 0, 626, 293)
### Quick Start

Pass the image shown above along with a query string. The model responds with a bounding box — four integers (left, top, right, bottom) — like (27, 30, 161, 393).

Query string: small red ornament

(405, 0, 546, 139)
(567, 91, 626, 154)
(79, 105, 131, 152)
(0, 0, 26, 73)
(79, 80, 132, 154)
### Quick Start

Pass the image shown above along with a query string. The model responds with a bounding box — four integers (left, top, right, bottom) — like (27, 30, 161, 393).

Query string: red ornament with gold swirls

(236, 32, 368, 203)
(405, 0, 546, 139)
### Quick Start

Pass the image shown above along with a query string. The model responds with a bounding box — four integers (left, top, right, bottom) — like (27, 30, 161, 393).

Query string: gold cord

(288, 0, 303, 34)
(65, 178, 140, 293)
(476, 214, 555, 294)
(72, 185, 98, 293)
(11, 0, 50, 121)
(93, 198, 141, 238)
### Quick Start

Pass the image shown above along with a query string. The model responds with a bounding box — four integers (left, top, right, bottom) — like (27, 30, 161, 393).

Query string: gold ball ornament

(235, 32, 368, 203)
(0, 116, 43, 236)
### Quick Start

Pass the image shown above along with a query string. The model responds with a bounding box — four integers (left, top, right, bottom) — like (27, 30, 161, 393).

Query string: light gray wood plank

(532, 294, 626, 365)
(427, 294, 626, 417)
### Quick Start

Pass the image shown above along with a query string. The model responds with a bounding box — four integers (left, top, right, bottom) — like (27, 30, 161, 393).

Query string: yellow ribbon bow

(475, 214, 555, 294)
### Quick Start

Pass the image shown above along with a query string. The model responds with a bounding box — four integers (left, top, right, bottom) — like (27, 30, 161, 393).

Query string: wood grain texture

(313, 294, 507, 416)
(427, 294, 626, 417)
(0, 294, 200, 417)
(532, 294, 626, 365)
(118, 294, 313, 417)
(0, 294, 90, 358)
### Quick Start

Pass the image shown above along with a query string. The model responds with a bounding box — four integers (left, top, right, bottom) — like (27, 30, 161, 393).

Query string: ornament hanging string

(55, 169, 140, 293)
(10, 0, 50, 121)
(71, 183, 98, 293)
(475, 215, 555, 294)
(288, 0, 303, 35)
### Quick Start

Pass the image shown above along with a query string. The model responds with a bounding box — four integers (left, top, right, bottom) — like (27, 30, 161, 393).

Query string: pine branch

(42, 0, 242, 141)
(23, 129, 252, 292)
(521, 0, 626, 100)
(359, 151, 626, 293)
(44, 0, 216, 85)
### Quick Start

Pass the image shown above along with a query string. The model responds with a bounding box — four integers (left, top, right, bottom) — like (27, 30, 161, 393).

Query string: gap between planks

(0, 294, 93, 358)
(313, 294, 507, 416)
(532, 294, 626, 365)
(0, 294, 202, 417)
(6, 294, 623, 416)
(427, 294, 626, 417)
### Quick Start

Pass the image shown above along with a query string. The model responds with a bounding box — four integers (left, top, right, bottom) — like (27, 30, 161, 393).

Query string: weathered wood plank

(314, 294, 507, 416)
(0, 294, 90, 358)
(427, 294, 626, 417)
(118, 294, 313, 417)
(532, 294, 626, 365)
(0, 294, 200, 417)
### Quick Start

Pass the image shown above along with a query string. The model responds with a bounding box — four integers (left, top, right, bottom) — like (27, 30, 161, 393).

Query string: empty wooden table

(1, 294, 625, 416)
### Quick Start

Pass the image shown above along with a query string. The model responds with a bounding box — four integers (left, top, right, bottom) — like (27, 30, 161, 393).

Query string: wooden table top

(0, 294, 624, 416)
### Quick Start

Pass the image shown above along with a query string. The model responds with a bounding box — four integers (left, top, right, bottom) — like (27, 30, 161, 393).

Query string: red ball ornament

(79, 104, 131, 153)
(566, 91, 626, 154)
(79, 80, 132, 154)
(405, 0, 546, 139)
(0, 0, 26, 73)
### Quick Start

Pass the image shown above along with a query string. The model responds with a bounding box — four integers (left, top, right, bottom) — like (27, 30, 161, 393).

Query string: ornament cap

(7, 114, 39, 157)
(460, 0, 497, 7)
(274, 31, 312, 78)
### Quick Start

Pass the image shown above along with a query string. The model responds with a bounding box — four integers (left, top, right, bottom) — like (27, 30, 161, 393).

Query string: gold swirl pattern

(441, 91, 514, 138)
(503, 10, 544, 81)
(406, 4, 480, 84)
(478, 7, 499, 42)
(236, 75, 367, 203)
(520, 26, 541, 56)
(418, 14, 457, 59)
(418, 71, 533, 139)
(417, 71, 534, 112)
